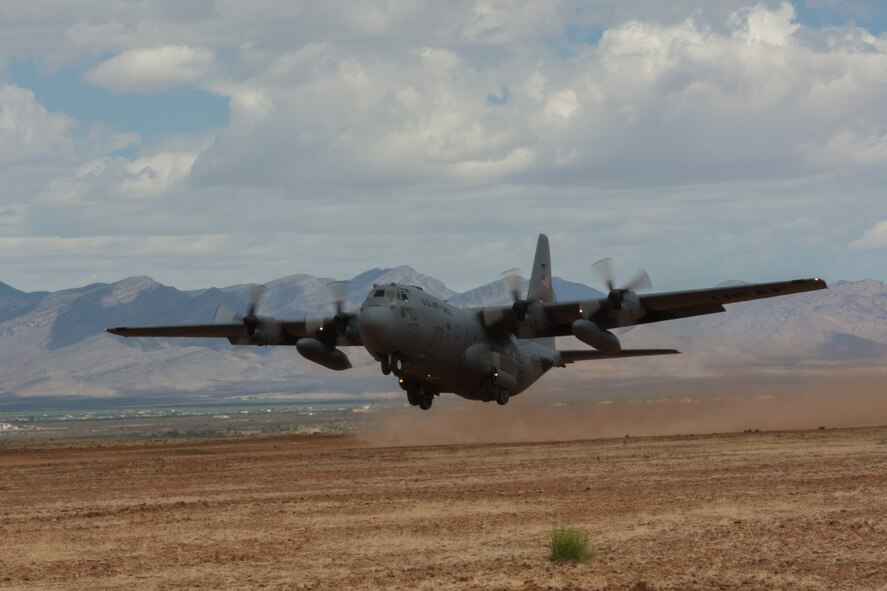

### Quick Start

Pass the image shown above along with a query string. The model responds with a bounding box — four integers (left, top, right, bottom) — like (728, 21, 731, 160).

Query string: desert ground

(2, 401, 887, 591)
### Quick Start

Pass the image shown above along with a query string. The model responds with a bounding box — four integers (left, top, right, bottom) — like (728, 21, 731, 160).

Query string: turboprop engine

(296, 338, 352, 371)
(571, 319, 620, 353)
(237, 316, 283, 345)
(214, 286, 285, 346)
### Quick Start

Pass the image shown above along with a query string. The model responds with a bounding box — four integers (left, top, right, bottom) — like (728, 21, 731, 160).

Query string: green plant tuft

(548, 524, 594, 564)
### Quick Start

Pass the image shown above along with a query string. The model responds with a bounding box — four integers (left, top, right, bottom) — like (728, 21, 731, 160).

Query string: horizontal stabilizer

(557, 348, 679, 365)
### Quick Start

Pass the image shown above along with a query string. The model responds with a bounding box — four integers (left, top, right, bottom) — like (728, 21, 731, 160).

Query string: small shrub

(548, 524, 593, 564)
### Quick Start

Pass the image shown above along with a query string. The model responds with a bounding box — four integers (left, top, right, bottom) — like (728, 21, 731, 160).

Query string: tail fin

(527, 234, 555, 304)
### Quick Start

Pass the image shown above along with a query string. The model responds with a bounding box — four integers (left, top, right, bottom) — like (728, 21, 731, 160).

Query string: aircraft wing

(106, 314, 360, 347)
(638, 277, 827, 313)
(479, 277, 827, 336)
(107, 324, 246, 339)
(557, 349, 679, 365)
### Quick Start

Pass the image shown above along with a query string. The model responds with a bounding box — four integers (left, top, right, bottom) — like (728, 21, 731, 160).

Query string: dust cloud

(359, 372, 887, 447)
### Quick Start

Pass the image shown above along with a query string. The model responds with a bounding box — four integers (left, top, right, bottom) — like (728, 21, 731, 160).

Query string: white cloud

(121, 151, 198, 197)
(37, 150, 198, 204)
(85, 45, 215, 92)
(543, 90, 579, 123)
(182, 4, 887, 193)
(459, 1, 564, 43)
(851, 221, 887, 251)
(731, 1, 799, 46)
(0, 84, 75, 162)
(1, 1, 886, 290)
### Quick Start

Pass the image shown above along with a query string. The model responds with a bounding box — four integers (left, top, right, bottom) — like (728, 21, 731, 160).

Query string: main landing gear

(401, 380, 435, 411)
(387, 355, 434, 410)
(482, 378, 510, 405)
(496, 388, 509, 406)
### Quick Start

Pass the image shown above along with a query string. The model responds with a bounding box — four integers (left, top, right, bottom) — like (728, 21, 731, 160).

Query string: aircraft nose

(358, 306, 393, 353)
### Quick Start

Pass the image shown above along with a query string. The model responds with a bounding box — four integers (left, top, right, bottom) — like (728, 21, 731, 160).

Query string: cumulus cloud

(0, 84, 76, 161)
(731, 1, 799, 45)
(1, 1, 886, 290)
(186, 2, 887, 194)
(37, 150, 198, 204)
(85, 45, 215, 92)
(851, 221, 887, 251)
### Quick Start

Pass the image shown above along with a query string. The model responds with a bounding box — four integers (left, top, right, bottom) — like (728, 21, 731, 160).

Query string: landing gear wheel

(406, 383, 421, 406)
(380, 355, 391, 376)
(418, 395, 433, 410)
(496, 388, 509, 406)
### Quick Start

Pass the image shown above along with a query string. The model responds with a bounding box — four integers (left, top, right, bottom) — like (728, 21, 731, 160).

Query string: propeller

(241, 283, 267, 335)
(327, 280, 350, 335)
(211, 284, 268, 356)
(590, 258, 651, 311)
(501, 268, 529, 322)
(213, 283, 267, 331)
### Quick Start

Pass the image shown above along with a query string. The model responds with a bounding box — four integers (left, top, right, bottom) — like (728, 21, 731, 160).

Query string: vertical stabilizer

(527, 234, 555, 304)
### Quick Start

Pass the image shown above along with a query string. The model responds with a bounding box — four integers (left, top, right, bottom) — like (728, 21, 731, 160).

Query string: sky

(1, 0, 885, 294)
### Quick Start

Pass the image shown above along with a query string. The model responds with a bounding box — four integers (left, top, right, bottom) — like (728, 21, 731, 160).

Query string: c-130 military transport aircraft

(108, 235, 827, 410)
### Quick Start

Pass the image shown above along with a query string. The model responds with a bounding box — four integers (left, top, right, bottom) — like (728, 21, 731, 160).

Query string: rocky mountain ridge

(0, 270, 883, 400)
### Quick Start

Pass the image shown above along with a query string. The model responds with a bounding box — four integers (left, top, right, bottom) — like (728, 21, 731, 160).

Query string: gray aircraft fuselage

(357, 284, 553, 401)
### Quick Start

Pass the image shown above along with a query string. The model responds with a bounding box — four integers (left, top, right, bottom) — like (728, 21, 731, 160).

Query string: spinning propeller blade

(500, 268, 528, 322)
(590, 259, 652, 333)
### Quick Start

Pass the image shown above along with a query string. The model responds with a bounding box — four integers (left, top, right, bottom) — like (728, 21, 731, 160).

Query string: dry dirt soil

(2, 424, 887, 590)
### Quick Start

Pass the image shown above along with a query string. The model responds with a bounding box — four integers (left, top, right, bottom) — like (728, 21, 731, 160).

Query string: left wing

(478, 277, 827, 337)
(107, 324, 248, 339)
(106, 314, 360, 348)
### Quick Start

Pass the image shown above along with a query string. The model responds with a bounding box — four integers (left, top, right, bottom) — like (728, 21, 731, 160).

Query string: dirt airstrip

(2, 423, 887, 590)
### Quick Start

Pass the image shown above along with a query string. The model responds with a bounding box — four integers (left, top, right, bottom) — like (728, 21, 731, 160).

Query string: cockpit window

(373, 289, 385, 297)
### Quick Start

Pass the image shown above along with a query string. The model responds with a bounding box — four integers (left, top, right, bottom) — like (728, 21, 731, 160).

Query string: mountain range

(0, 269, 884, 402)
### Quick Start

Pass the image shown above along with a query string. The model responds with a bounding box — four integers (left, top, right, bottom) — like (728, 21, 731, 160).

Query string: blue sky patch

(487, 86, 510, 106)
(565, 23, 605, 45)
(794, 0, 887, 34)
(546, 23, 606, 58)
(10, 58, 229, 138)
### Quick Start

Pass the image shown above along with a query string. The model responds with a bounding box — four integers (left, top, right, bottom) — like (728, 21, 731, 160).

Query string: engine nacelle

(491, 368, 518, 392)
(571, 319, 621, 353)
(227, 316, 283, 346)
(461, 343, 519, 392)
(296, 338, 352, 371)
(461, 343, 494, 376)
